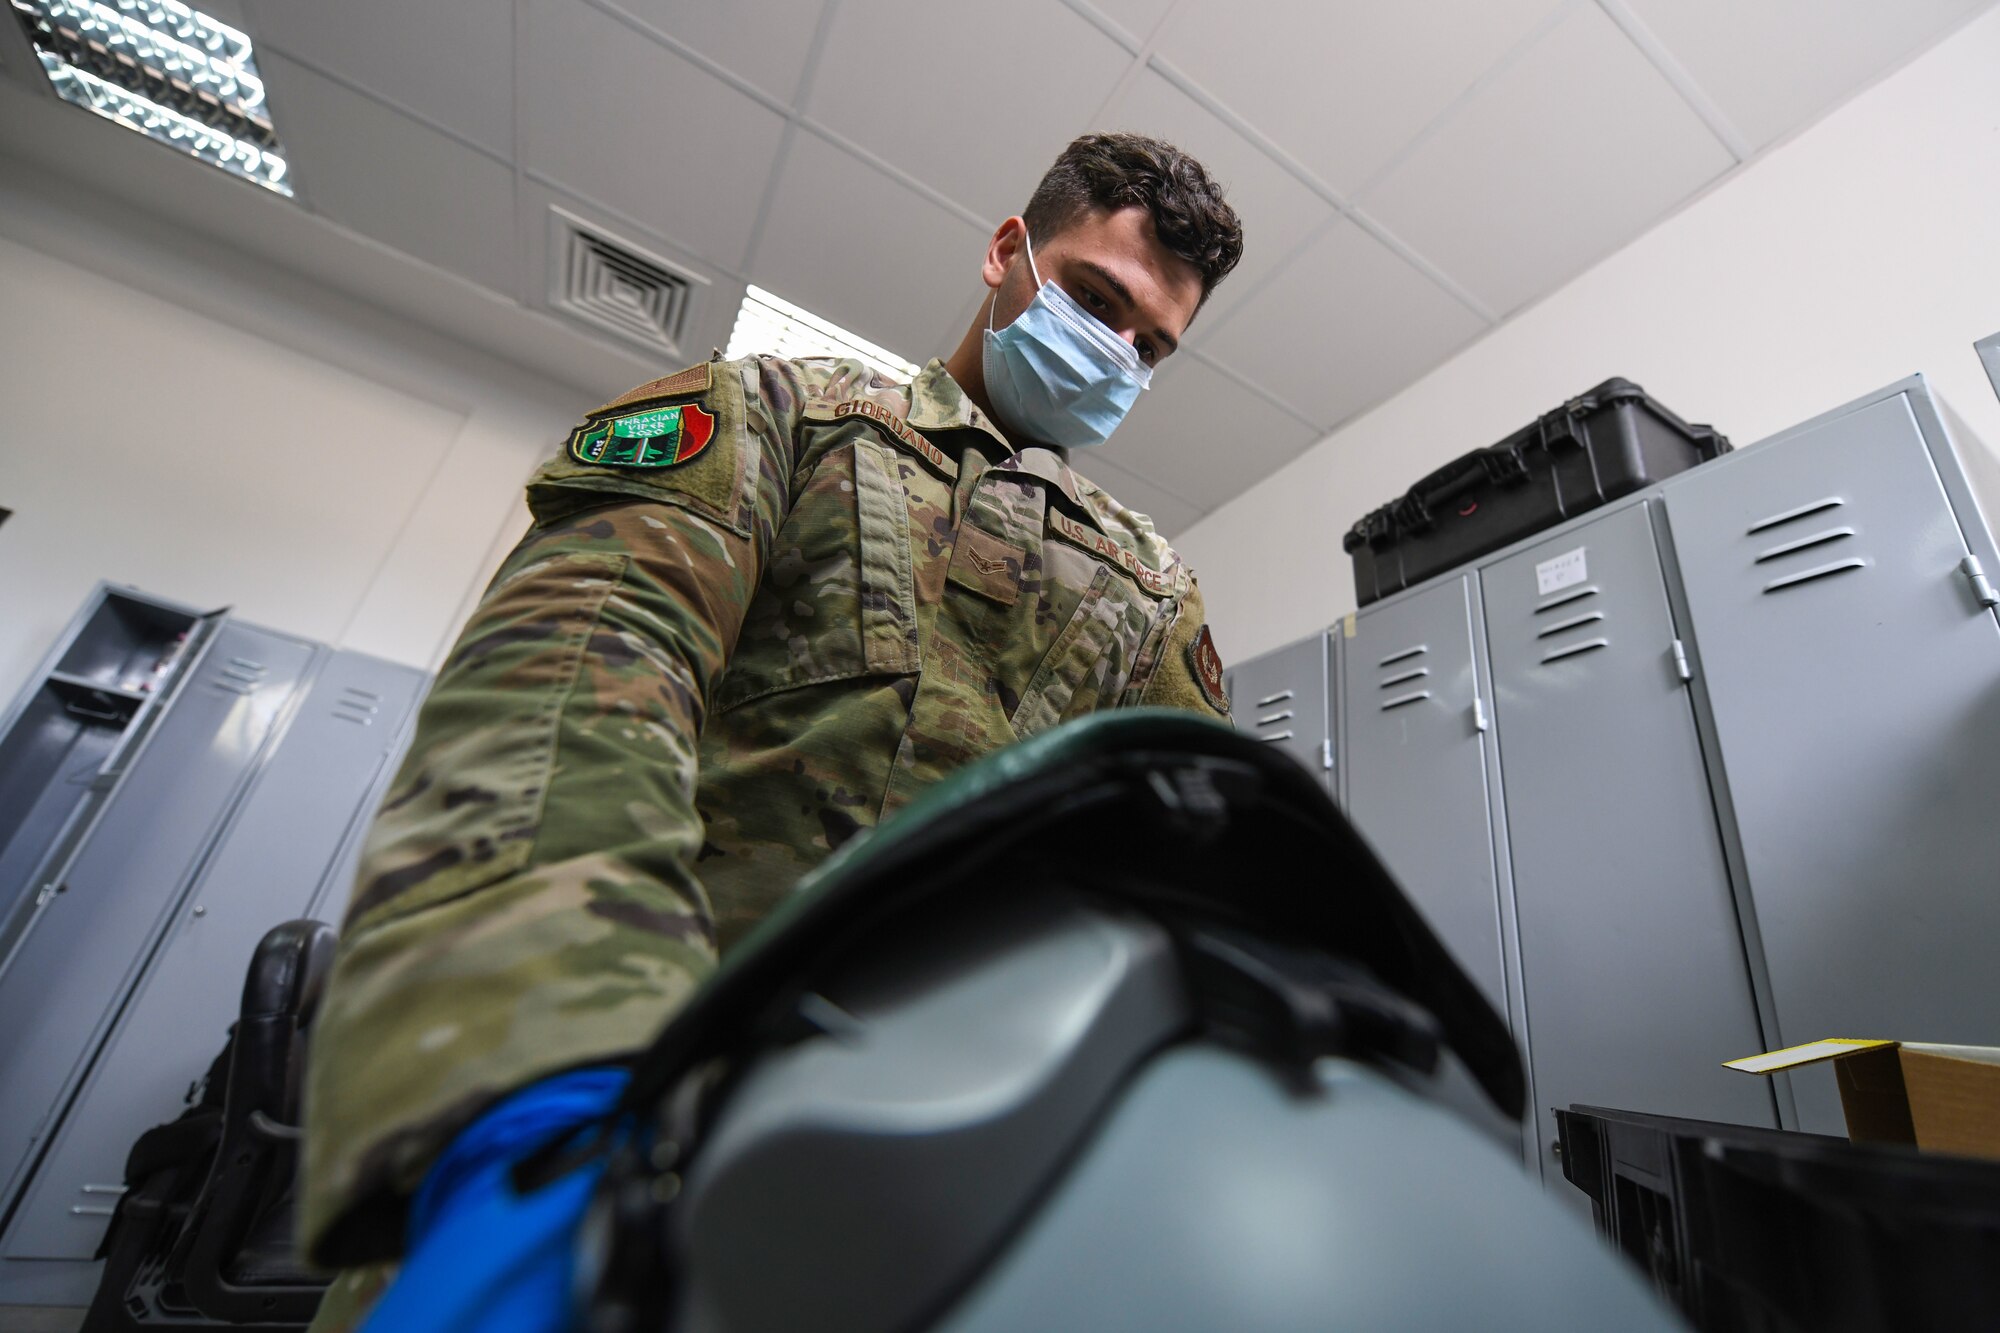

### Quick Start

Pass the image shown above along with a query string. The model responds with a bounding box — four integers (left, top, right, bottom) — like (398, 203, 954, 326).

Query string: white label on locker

(1536, 547, 1588, 596)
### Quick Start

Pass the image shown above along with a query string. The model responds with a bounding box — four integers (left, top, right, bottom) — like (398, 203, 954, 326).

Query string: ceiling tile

(1199, 215, 1486, 428)
(601, 0, 827, 102)
(1359, 2, 1735, 317)
(933, 290, 985, 361)
(264, 55, 516, 294)
(1623, 0, 1989, 149)
(1151, 0, 1565, 197)
(1076, 453, 1206, 540)
(1094, 68, 1336, 331)
(244, 0, 513, 158)
(266, 54, 516, 295)
(804, 0, 1132, 223)
(1096, 356, 1318, 510)
(752, 130, 989, 363)
(522, 0, 787, 267)
(1087, 0, 1176, 43)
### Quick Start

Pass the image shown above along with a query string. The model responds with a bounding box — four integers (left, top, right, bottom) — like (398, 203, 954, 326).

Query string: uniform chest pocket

(1009, 547, 1156, 738)
(715, 440, 919, 712)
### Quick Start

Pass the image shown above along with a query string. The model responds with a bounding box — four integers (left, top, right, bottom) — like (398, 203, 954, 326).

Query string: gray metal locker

(1663, 379, 2000, 1134)
(1340, 576, 1511, 1019)
(1480, 502, 1776, 1196)
(0, 650, 423, 1272)
(1978, 330, 2000, 402)
(1224, 632, 1334, 795)
(0, 590, 222, 980)
(0, 622, 315, 1230)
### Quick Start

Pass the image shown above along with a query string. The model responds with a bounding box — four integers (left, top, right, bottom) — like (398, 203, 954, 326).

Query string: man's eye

(1138, 340, 1158, 365)
(1081, 288, 1110, 312)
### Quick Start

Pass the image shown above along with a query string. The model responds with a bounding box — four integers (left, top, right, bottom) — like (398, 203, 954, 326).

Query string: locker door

(1342, 577, 1507, 1014)
(0, 623, 313, 1217)
(1, 650, 425, 1262)
(1665, 388, 2000, 1134)
(1225, 633, 1332, 794)
(1481, 503, 1775, 1194)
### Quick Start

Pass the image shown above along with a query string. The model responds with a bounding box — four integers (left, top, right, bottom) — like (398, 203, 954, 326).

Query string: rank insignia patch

(1189, 624, 1229, 714)
(570, 401, 717, 469)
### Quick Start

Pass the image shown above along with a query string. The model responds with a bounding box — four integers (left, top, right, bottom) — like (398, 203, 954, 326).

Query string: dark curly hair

(1022, 132, 1244, 308)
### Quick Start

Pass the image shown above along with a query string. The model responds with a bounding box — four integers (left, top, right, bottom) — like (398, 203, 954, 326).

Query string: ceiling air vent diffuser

(548, 208, 704, 355)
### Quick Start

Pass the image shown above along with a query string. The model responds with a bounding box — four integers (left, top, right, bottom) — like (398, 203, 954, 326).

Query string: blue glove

(360, 1067, 629, 1333)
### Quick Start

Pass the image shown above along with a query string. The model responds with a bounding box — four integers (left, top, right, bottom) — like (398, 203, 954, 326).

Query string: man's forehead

(1046, 207, 1202, 331)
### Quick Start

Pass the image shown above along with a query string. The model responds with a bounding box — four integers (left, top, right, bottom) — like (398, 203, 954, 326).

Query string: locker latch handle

(1961, 554, 2000, 610)
(1670, 638, 1693, 683)
(1472, 696, 1489, 733)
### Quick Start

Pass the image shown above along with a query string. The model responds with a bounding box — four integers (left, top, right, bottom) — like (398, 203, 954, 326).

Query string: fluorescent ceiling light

(11, 0, 292, 195)
(725, 285, 920, 383)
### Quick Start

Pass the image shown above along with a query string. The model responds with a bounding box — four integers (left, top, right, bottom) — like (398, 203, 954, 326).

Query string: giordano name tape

(833, 399, 959, 478)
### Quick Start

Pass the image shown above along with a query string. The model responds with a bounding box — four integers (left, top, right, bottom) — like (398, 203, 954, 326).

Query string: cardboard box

(1725, 1038, 2000, 1160)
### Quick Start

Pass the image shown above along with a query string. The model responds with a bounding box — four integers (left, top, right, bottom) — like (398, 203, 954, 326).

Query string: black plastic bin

(1556, 1104, 2000, 1333)
(1343, 379, 1728, 606)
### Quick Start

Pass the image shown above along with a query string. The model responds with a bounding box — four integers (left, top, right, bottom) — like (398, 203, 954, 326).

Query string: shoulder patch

(1189, 624, 1228, 713)
(569, 400, 716, 469)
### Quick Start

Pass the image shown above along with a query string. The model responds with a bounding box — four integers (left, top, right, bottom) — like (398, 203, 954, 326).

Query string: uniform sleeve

(1129, 577, 1232, 722)
(300, 358, 814, 1267)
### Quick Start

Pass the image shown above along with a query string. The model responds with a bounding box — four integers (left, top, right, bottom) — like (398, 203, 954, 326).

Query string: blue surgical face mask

(981, 233, 1152, 448)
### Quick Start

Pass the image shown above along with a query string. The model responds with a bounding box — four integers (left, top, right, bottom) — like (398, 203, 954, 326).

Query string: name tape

(833, 399, 957, 478)
(1049, 510, 1178, 598)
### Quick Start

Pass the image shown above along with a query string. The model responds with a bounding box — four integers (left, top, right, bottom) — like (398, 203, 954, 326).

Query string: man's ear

(983, 216, 1028, 292)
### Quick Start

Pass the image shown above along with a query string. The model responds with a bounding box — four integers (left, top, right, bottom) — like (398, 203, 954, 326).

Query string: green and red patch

(570, 400, 717, 469)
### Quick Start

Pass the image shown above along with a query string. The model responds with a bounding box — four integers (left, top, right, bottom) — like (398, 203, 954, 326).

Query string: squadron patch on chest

(569, 400, 717, 469)
(1190, 624, 1229, 713)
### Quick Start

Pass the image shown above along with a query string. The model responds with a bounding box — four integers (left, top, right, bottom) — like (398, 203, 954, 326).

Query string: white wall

(0, 168, 591, 707)
(1179, 5, 2000, 663)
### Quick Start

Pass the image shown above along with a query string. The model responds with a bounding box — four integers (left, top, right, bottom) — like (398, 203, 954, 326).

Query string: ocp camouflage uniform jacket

(300, 354, 1231, 1265)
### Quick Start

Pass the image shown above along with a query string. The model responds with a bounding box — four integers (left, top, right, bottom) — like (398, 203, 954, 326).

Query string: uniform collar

(906, 359, 1009, 447)
(903, 359, 1092, 511)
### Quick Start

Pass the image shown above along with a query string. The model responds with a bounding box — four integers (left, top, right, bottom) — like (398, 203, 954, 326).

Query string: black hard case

(1556, 1104, 2000, 1333)
(1343, 379, 1729, 606)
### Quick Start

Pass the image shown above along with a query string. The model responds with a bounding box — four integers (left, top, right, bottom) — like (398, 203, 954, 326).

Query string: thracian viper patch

(569, 401, 718, 470)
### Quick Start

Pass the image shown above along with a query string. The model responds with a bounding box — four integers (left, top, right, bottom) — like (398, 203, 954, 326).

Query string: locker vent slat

(1256, 710, 1295, 726)
(1254, 690, 1294, 707)
(1746, 496, 1845, 535)
(1534, 585, 1599, 613)
(1377, 645, 1427, 667)
(1259, 731, 1295, 742)
(1380, 690, 1431, 711)
(1755, 527, 1856, 563)
(334, 686, 382, 726)
(1541, 638, 1610, 664)
(1535, 611, 1606, 639)
(1762, 559, 1868, 594)
(1378, 667, 1430, 688)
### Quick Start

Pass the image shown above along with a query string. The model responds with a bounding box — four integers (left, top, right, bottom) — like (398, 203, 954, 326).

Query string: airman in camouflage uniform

(300, 132, 1243, 1328)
